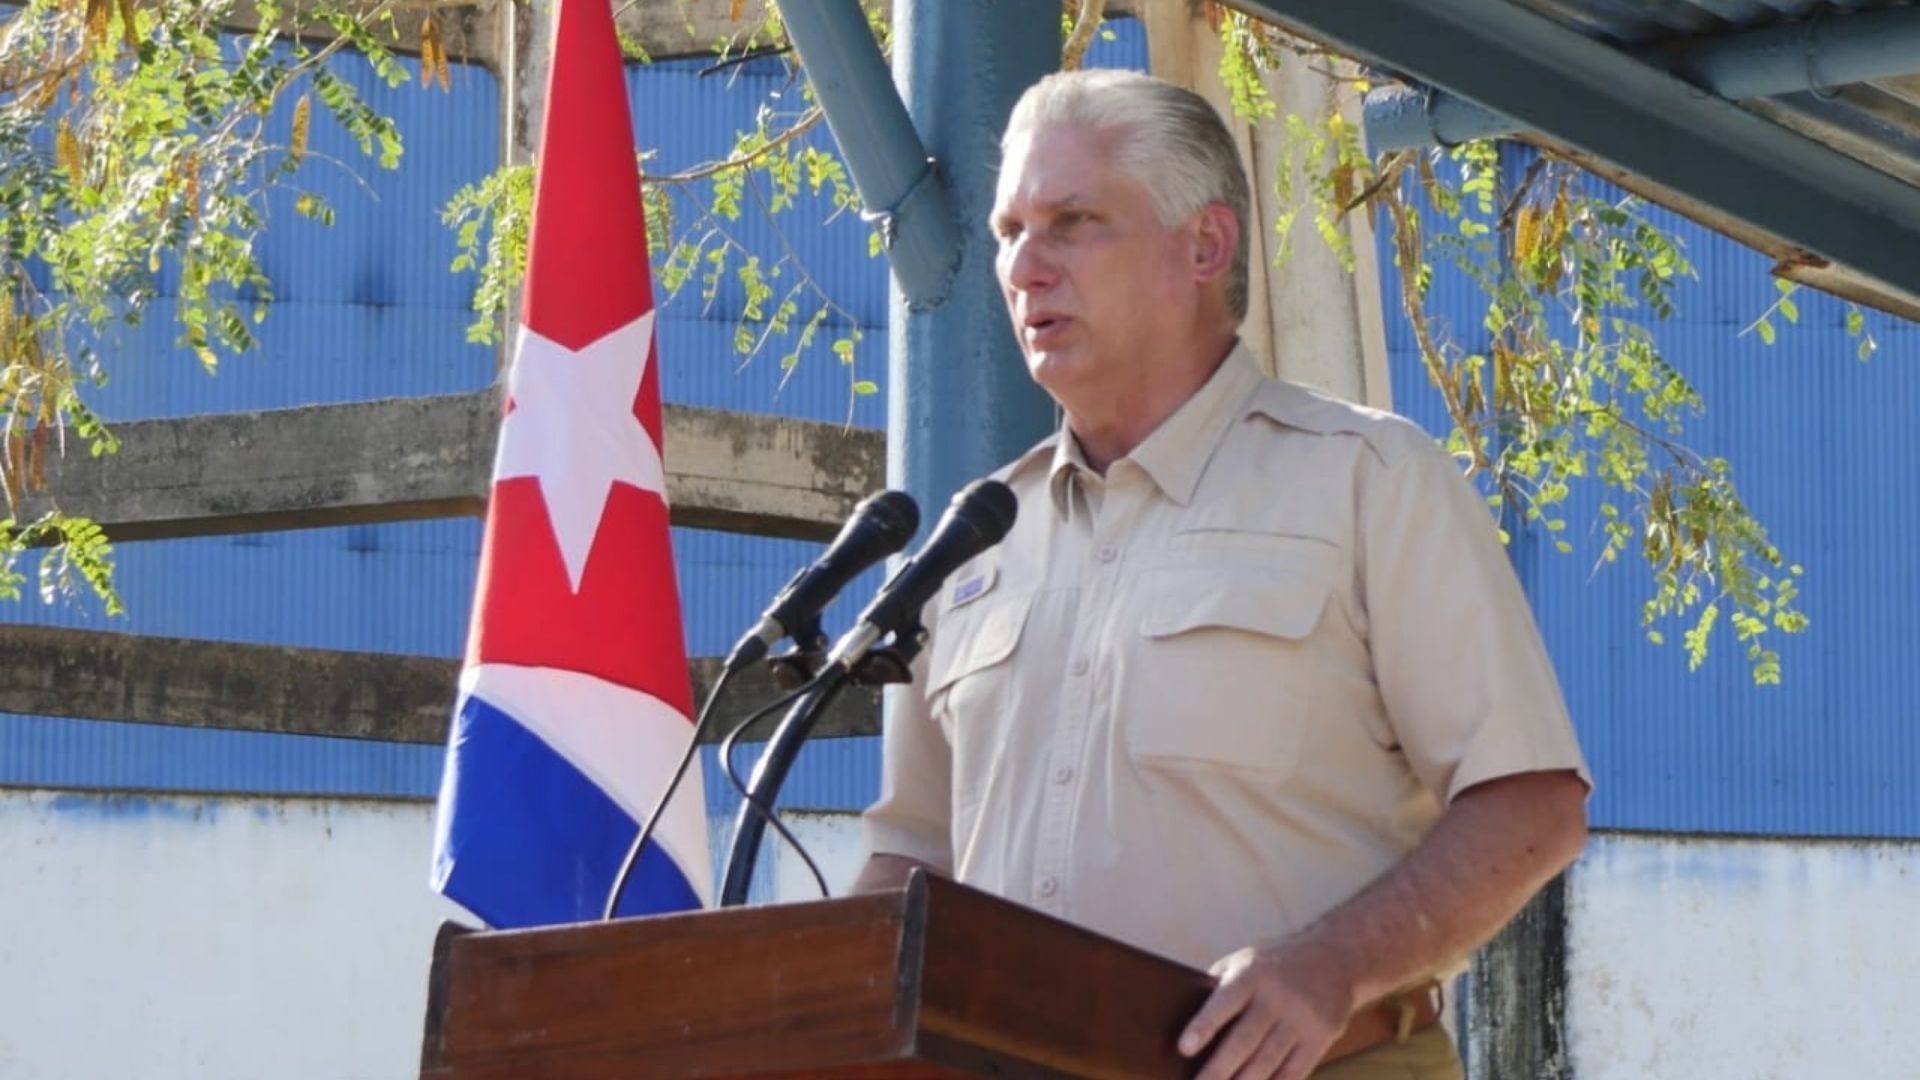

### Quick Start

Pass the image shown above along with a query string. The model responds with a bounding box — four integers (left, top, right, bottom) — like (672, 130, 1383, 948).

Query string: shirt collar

(1124, 340, 1262, 507)
(1046, 428, 1090, 521)
(1042, 340, 1263, 516)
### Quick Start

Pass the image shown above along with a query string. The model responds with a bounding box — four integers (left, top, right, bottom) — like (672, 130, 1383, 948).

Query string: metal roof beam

(772, 0, 961, 308)
(1232, 0, 1920, 304)
(1366, 4, 1920, 150)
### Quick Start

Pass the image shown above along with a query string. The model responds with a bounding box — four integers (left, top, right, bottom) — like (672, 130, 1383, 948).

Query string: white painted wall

(0, 788, 863, 1080)
(768, 810, 869, 900)
(10, 791, 1917, 1080)
(1566, 832, 1920, 1080)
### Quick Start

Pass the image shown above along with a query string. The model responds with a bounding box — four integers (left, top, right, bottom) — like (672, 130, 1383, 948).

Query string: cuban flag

(430, 0, 711, 927)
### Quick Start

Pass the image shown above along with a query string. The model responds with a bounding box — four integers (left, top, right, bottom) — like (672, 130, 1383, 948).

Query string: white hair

(1002, 69, 1253, 321)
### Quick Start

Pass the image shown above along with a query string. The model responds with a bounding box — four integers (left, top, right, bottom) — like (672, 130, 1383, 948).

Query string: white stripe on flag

(458, 663, 714, 905)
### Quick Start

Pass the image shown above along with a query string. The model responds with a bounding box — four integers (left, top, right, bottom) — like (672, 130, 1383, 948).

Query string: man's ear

(1190, 203, 1239, 286)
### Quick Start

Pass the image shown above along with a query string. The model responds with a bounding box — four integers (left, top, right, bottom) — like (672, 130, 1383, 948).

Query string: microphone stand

(717, 623, 926, 907)
(717, 670, 850, 907)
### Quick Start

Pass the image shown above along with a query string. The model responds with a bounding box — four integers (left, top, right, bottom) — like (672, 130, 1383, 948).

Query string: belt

(1318, 980, 1443, 1069)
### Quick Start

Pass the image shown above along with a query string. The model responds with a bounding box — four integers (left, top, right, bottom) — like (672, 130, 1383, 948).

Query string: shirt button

(1098, 544, 1118, 563)
(1069, 657, 1089, 676)
(1038, 877, 1058, 897)
(1053, 765, 1074, 785)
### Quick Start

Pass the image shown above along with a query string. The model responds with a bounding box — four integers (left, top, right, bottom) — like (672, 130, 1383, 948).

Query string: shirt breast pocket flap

(1140, 573, 1329, 641)
(925, 590, 1035, 718)
(1125, 573, 1328, 777)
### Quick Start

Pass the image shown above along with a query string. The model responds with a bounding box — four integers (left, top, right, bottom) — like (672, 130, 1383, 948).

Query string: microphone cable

(602, 663, 745, 920)
(719, 669, 834, 899)
(601, 665, 831, 919)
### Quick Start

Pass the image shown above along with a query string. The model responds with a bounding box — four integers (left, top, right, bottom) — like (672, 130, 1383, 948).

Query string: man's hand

(1179, 936, 1357, 1080)
(1175, 770, 1587, 1079)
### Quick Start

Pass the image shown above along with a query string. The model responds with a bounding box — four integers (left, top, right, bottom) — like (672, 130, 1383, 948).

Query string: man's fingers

(1179, 978, 1252, 1057)
(1229, 1026, 1298, 1080)
(1193, 1013, 1270, 1080)
(1274, 1041, 1322, 1080)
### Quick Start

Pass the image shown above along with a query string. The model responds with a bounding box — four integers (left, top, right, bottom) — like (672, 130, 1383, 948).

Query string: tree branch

(1062, 0, 1108, 72)
(639, 107, 823, 185)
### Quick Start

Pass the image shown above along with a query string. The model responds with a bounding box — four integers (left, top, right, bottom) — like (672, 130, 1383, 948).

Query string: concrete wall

(1566, 831, 1920, 1079)
(0, 788, 862, 1080)
(9, 791, 1917, 1079)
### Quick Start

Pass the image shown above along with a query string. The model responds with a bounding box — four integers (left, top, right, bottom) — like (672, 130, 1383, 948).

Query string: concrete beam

(15, 391, 883, 544)
(219, 0, 779, 70)
(0, 624, 879, 744)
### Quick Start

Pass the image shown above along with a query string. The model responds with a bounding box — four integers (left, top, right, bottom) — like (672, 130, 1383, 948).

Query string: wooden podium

(420, 871, 1214, 1079)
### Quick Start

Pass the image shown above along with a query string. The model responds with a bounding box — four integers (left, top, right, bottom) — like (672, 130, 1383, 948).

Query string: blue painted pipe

(772, 0, 961, 307)
(1364, 85, 1511, 152)
(888, 1, 1059, 511)
(1366, 4, 1920, 151)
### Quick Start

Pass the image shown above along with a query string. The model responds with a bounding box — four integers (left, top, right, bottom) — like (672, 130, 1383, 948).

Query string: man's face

(991, 124, 1199, 406)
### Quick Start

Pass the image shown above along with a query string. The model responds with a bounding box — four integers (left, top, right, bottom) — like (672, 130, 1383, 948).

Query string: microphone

(724, 489, 920, 674)
(825, 478, 1018, 672)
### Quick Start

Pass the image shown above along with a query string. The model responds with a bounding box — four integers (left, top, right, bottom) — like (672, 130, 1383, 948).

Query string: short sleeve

(860, 645, 957, 873)
(1360, 438, 1592, 804)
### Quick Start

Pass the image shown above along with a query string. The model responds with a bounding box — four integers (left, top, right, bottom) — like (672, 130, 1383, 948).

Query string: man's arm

(1181, 768, 1588, 1080)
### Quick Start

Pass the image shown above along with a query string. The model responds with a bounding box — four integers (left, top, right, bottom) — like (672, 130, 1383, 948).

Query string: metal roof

(1511, 1, 1920, 196)
(1240, 0, 1920, 320)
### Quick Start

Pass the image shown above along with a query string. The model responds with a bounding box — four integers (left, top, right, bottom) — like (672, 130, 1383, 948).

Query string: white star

(493, 312, 665, 593)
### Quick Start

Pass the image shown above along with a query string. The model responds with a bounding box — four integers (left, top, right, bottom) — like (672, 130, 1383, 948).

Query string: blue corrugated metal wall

(0, 22, 1149, 815)
(1379, 147, 1920, 838)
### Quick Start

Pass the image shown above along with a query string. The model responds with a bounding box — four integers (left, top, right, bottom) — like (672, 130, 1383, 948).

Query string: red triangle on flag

(521, 0, 654, 354)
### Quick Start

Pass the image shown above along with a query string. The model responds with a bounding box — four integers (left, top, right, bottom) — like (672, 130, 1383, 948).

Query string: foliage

(0, 0, 1875, 686)
(0, 0, 419, 612)
(1213, 8, 1818, 682)
(446, 2, 885, 425)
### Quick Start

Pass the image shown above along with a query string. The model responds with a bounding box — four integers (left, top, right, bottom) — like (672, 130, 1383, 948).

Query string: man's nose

(1002, 234, 1058, 293)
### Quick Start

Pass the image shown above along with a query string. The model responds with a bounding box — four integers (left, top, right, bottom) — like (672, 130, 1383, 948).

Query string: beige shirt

(862, 343, 1590, 971)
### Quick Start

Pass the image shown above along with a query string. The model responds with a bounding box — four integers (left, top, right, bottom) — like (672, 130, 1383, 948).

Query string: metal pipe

(1366, 4, 1920, 151)
(772, 0, 961, 307)
(888, 1, 1059, 510)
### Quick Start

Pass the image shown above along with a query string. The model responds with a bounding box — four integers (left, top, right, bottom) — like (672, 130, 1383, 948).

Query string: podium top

(421, 871, 1215, 1080)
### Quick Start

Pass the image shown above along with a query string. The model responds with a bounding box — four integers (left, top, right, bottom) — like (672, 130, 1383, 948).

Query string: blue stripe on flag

(432, 693, 702, 927)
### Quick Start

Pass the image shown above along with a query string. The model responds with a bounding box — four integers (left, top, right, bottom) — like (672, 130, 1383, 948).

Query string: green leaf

(1755, 319, 1776, 346)
(851, 379, 878, 396)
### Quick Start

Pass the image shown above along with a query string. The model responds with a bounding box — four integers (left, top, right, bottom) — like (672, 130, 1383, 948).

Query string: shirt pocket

(1119, 569, 1328, 782)
(924, 590, 1037, 803)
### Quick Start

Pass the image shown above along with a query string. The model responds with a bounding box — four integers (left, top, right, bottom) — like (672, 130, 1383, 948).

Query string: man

(855, 69, 1590, 1080)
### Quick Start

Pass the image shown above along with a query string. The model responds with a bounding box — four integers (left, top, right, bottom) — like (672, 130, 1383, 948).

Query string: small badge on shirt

(950, 566, 995, 607)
